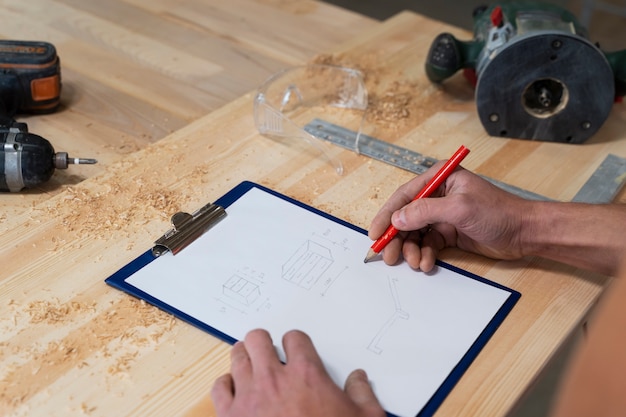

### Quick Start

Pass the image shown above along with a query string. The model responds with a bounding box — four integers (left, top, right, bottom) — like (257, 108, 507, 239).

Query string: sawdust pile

(63, 185, 177, 233)
(1, 296, 177, 410)
(26, 299, 97, 324)
(312, 53, 446, 130)
(48, 170, 191, 241)
(368, 86, 413, 122)
(313, 53, 384, 85)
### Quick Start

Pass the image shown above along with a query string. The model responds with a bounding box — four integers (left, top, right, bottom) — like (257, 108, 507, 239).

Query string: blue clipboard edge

(104, 180, 521, 417)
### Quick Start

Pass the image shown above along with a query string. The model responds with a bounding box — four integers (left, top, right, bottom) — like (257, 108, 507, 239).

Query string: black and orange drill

(0, 40, 62, 115)
(0, 40, 96, 192)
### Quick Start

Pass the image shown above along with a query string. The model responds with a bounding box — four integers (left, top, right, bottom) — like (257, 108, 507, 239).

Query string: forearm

(521, 202, 626, 276)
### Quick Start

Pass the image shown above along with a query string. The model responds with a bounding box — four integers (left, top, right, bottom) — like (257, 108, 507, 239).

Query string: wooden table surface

(0, 0, 376, 219)
(2, 2, 625, 417)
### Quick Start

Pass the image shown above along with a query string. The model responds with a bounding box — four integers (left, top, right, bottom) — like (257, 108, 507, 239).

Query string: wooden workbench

(0, 0, 376, 219)
(1, 2, 625, 417)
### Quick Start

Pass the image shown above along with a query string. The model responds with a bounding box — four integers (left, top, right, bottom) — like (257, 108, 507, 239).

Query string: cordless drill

(0, 40, 96, 192)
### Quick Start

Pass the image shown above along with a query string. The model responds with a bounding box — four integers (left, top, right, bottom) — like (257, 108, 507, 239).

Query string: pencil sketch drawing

(222, 274, 261, 306)
(368, 277, 409, 354)
(320, 265, 348, 297)
(282, 240, 333, 290)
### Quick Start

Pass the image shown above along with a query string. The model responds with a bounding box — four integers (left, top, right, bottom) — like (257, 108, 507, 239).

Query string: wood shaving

(312, 52, 463, 134)
(107, 351, 139, 375)
(52, 173, 189, 241)
(80, 402, 97, 414)
(368, 87, 412, 122)
(1, 297, 177, 410)
(26, 299, 97, 325)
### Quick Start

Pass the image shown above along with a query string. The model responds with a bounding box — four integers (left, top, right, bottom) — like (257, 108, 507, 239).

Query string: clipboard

(106, 181, 521, 417)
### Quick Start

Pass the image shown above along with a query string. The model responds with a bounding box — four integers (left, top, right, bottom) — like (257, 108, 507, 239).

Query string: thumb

(392, 196, 451, 231)
(344, 369, 384, 414)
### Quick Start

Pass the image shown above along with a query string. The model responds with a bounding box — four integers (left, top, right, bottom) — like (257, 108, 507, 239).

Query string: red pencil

(364, 145, 470, 263)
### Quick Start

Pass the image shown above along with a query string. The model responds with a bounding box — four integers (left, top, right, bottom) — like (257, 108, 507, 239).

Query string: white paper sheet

(125, 186, 514, 417)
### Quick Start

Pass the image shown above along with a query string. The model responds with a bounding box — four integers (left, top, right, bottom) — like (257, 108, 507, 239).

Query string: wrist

(518, 200, 552, 259)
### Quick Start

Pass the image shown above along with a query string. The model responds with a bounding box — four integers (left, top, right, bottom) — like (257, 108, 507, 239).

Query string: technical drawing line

(282, 240, 333, 289)
(320, 266, 348, 296)
(367, 277, 409, 354)
(222, 274, 261, 306)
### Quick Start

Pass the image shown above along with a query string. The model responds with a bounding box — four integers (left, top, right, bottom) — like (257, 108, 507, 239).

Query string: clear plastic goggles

(254, 65, 368, 175)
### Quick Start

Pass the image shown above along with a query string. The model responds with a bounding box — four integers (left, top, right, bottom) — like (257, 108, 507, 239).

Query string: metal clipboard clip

(152, 202, 227, 257)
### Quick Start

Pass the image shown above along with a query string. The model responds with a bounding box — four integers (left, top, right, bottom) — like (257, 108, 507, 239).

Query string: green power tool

(425, 1, 626, 143)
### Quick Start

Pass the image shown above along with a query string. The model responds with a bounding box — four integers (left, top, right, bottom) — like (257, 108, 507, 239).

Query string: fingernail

(393, 210, 406, 228)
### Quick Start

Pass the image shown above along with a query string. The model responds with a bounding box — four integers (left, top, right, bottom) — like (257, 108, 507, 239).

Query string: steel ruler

(304, 118, 626, 203)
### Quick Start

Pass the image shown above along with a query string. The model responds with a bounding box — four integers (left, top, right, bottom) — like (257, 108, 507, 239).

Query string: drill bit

(68, 157, 98, 165)
(54, 152, 98, 169)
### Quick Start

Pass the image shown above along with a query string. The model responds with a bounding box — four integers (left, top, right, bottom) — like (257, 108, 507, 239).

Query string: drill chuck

(53, 152, 98, 169)
(1, 123, 96, 192)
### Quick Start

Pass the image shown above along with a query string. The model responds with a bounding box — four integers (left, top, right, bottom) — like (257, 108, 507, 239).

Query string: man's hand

(211, 329, 386, 417)
(369, 163, 532, 271)
(369, 161, 626, 276)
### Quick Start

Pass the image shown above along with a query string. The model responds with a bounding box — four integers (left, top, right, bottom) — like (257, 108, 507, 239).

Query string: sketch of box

(223, 275, 260, 305)
(282, 240, 333, 289)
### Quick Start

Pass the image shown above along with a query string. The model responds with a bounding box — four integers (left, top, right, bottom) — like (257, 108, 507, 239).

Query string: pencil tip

(363, 248, 377, 263)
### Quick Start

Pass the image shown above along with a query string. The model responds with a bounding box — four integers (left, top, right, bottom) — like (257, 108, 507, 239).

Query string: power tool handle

(424, 33, 482, 83)
(605, 50, 626, 98)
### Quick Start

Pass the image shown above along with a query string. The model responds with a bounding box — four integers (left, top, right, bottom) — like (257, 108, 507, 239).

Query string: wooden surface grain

(0, 0, 376, 219)
(1, 4, 625, 417)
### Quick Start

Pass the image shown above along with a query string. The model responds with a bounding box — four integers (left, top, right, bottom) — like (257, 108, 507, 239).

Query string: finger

(244, 329, 281, 371)
(344, 369, 384, 413)
(401, 234, 423, 270)
(368, 200, 400, 240)
(368, 172, 440, 240)
(370, 162, 470, 240)
(419, 229, 447, 272)
(211, 373, 235, 414)
(418, 244, 437, 272)
(230, 340, 252, 380)
(392, 197, 454, 232)
(388, 161, 450, 204)
(381, 235, 404, 265)
(282, 330, 325, 368)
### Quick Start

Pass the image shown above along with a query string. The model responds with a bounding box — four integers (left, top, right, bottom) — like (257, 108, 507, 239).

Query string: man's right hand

(368, 163, 533, 272)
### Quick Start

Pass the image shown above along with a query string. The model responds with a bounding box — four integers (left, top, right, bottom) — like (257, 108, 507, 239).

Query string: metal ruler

(304, 118, 626, 203)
